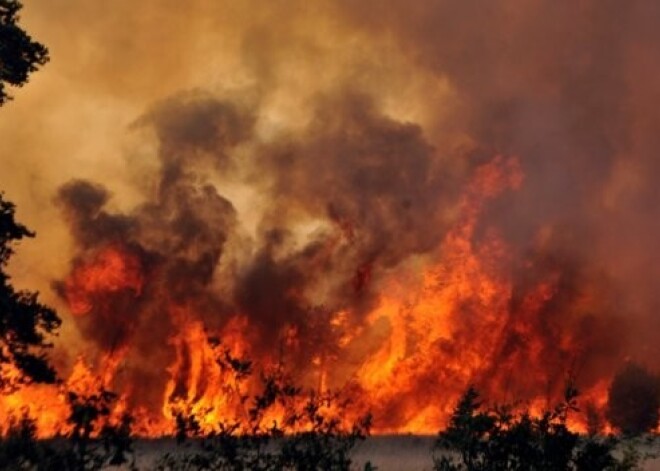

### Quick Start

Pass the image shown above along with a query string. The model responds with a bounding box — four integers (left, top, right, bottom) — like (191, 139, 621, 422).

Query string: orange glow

(63, 246, 143, 316)
(0, 156, 615, 436)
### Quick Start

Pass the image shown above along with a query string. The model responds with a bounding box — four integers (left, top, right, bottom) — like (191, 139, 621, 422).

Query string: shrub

(157, 343, 371, 471)
(607, 363, 660, 437)
(433, 384, 642, 471)
(0, 410, 43, 468)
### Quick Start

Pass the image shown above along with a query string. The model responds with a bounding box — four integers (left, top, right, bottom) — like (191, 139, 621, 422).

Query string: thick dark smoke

(258, 92, 455, 264)
(54, 89, 463, 399)
(250, 91, 461, 325)
(53, 94, 251, 409)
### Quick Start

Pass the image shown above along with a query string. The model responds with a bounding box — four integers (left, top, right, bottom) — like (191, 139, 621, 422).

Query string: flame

(0, 356, 124, 438)
(0, 156, 616, 436)
(63, 246, 143, 316)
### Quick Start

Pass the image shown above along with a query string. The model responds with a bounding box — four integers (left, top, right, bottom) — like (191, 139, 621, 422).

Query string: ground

(123, 435, 660, 470)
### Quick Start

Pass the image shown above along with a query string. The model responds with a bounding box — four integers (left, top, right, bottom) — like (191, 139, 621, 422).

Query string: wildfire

(0, 156, 619, 437)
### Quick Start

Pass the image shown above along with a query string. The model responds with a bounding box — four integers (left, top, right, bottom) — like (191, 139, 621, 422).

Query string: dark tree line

(607, 363, 660, 437)
(0, 0, 49, 105)
(0, 1, 57, 388)
(0, 195, 61, 389)
(433, 385, 645, 471)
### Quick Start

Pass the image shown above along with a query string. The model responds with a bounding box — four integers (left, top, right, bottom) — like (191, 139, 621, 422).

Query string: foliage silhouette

(0, 409, 43, 468)
(63, 388, 137, 470)
(0, 0, 49, 105)
(0, 193, 61, 390)
(607, 363, 660, 437)
(433, 384, 643, 471)
(0, 387, 137, 470)
(156, 341, 371, 471)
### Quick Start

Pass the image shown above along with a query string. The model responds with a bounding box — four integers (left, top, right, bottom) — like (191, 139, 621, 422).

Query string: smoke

(51, 87, 460, 412)
(1, 0, 659, 431)
(336, 0, 660, 356)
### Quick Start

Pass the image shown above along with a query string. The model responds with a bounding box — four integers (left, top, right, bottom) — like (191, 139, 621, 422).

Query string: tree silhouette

(157, 341, 371, 471)
(434, 385, 642, 470)
(0, 194, 61, 389)
(0, 0, 49, 105)
(607, 363, 660, 437)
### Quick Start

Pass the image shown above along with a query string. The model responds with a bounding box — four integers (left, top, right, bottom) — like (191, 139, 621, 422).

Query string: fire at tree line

(2, 0, 660, 469)
(1, 202, 660, 469)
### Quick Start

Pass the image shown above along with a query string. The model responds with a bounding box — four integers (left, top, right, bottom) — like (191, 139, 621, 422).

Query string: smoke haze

(1, 0, 659, 432)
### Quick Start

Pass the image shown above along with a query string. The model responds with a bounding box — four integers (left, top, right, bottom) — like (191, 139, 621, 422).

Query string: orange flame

(0, 156, 616, 436)
(62, 245, 143, 316)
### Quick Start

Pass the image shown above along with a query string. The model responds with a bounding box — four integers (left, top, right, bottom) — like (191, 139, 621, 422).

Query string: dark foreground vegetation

(1, 376, 659, 470)
(0, 361, 373, 470)
(153, 345, 373, 471)
(607, 364, 660, 438)
(432, 385, 651, 471)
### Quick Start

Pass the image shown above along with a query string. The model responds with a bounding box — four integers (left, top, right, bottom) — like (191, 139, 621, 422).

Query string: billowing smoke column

(54, 95, 249, 419)
(51, 91, 468, 428)
(50, 89, 627, 433)
(1, 0, 659, 435)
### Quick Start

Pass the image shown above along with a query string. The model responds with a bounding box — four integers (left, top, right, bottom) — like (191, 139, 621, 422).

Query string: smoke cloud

(1, 0, 659, 432)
